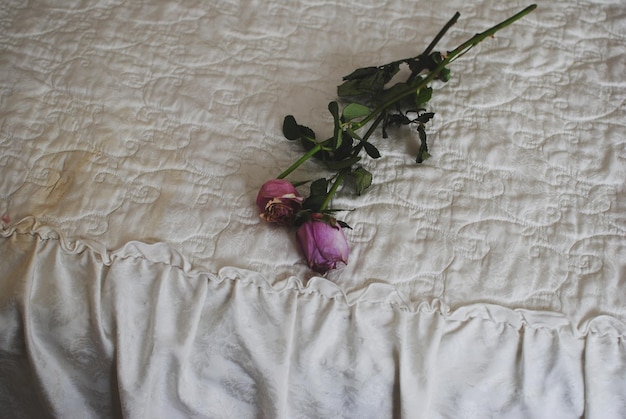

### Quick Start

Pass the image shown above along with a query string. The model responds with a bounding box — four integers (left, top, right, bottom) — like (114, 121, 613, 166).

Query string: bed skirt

(2, 223, 624, 418)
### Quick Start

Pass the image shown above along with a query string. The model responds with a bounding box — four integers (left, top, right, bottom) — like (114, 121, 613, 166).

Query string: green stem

(361, 112, 385, 142)
(320, 169, 347, 211)
(277, 143, 322, 179)
(444, 5, 537, 62)
(423, 11, 461, 57)
(387, 11, 460, 72)
(406, 12, 460, 85)
(355, 4, 537, 129)
(276, 4, 536, 181)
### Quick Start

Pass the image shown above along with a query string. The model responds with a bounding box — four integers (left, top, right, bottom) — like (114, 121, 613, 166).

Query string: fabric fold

(1, 226, 625, 418)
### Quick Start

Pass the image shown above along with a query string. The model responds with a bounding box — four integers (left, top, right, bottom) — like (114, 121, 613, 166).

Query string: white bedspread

(1, 0, 625, 417)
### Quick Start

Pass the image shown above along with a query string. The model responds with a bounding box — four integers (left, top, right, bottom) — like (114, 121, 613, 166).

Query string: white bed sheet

(1, 0, 625, 417)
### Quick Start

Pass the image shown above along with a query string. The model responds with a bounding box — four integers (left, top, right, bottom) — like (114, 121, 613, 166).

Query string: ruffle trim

(2, 216, 625, 339)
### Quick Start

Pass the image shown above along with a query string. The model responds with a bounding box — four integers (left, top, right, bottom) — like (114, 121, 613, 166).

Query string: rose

(256, 7, 536, 272)
(256, 179, 303, 225)
(296, 214, 350, 273)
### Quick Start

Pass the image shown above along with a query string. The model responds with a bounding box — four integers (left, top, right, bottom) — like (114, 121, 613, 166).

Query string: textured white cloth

(2, 229, 625, 418)
(0, 0, 625, 417)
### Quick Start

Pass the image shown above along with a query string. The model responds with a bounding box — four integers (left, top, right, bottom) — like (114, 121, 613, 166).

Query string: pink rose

(296, 214, 350, 273)
(256, 179, 303, 225)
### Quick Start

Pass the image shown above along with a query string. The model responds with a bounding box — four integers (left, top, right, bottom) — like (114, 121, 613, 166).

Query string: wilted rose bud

(296, 214, 349, 273)
(256, 179, 303, 225)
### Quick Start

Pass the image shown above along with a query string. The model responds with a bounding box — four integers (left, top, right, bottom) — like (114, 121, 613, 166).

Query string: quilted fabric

(0, 0, 625, 417)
